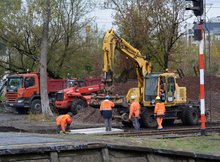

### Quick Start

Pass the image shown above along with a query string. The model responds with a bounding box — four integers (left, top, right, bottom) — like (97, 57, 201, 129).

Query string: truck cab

(5, 73, 67, 114)
(55, 78, 104, 115)
(5, 73, 40, 114)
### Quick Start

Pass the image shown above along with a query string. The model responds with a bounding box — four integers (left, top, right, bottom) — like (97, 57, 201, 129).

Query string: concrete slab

(69, 127, 124, 135)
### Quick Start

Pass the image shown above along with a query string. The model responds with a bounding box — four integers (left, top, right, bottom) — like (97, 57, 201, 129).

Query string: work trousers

(104, 118, 112, 131)
(156, 117, 163, 129)
(132, 117, 140, 131)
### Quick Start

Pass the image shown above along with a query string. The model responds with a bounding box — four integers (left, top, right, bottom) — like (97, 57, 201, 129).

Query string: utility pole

(185, 0, 206, 136)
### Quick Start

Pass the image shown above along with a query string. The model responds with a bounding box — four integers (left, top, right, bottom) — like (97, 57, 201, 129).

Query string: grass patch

(26, 113, 55, 122)
(61, 133, 220, 156)
(147, 135, 220, 155)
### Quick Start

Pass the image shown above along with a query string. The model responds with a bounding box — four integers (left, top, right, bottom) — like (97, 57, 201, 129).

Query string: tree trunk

(40, 0, 53, 116)
(164, 51, 169, 70)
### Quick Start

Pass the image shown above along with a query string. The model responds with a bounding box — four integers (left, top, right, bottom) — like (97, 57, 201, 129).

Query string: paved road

(0, 109, 55, 133)
(0, 112, 25, 122)
(0, 132, 69, 147)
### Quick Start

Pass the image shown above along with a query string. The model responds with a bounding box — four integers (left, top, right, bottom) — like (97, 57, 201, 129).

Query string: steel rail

(106, 126, 220, 137)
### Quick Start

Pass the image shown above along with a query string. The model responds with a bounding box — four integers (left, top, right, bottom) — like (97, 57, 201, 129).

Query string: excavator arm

(103, 29, 151, 92)
(90, 29, 152, 108)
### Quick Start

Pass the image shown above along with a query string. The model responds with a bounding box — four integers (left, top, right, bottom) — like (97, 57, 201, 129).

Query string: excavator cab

(142, 72, 183, 107)
(144, 73, 158, 102)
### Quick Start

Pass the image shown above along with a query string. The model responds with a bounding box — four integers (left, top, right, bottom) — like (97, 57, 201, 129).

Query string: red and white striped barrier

(198, 24, 206, 135)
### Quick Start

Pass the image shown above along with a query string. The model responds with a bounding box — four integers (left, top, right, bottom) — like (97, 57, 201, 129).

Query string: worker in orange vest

(129, 95, 140, 131)
(100, 95, 115, 131)
(56, 112, 73, 134)
(154, 96, 166, 130)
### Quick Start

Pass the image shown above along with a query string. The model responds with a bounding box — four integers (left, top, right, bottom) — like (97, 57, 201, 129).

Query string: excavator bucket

(103, 70, 113, 84)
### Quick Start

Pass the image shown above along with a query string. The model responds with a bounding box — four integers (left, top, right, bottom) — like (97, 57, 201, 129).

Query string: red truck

(5, 72, 67, 114)
(55, 78, 104, 115)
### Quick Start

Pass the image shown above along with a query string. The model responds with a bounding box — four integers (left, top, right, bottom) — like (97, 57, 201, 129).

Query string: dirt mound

(177, 75, 220, 100)
(74, 106, 121, 124)
(74, 107, 103, 123)
(112, 79, 138, 95)
(177, 76, 220, 121)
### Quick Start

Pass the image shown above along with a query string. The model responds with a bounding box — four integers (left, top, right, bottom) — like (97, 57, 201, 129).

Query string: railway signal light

(185, 0, 204, 17)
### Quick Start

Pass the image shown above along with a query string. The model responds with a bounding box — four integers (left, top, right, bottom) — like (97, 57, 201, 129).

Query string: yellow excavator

(90, 29, 200, 127)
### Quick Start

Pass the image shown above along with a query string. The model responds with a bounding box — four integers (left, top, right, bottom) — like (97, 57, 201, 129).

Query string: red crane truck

(5, 72, 67, 114)
(55, 78, 104, 115)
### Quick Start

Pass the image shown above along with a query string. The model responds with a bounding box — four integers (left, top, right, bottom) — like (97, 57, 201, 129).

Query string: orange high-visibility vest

(129, 101, 140, 119)
(154, 102, 166, 115)
(56, 114, 71, 131)
(100, 99, 115, 111)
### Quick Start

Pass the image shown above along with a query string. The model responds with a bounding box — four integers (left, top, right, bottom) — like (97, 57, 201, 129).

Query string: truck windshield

(7, 77, 23, 91)
(144, 76, 158, 102)
(66, 80, 76, 88)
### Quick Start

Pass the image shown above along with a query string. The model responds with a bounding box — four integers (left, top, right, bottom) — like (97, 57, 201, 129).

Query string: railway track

(107, 125, 220, 137)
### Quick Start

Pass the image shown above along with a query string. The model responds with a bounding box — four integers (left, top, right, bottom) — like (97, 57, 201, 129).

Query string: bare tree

(49, 0, 96, 77)
(40, 0, 53, 116)
(0, 0, 96, 78)
(103, 0, 185, 71)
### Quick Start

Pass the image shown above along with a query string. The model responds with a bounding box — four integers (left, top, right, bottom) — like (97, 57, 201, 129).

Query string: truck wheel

(140, 110, 157, 128)
(185, 108, 199, 125)
(71, 99, 86, 115)
(31, 99, 42, 114)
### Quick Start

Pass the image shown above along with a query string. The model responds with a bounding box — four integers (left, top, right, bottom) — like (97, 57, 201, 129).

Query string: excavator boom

(102, 29, 151, 88)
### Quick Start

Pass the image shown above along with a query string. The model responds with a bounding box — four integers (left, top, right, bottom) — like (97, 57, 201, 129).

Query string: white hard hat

(131, 95, 136, 100)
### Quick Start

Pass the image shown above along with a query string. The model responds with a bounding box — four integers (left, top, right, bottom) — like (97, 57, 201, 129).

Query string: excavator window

(167, 77, 175, 102)
(144, 76, 158, 102)
(159, 76, 166, 102)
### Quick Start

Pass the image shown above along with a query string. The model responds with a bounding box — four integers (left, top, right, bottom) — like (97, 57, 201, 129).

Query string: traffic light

(185, 0, 203, 17)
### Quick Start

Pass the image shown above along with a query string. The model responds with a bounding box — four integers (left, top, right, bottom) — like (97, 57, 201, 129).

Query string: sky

(205, 0, 220, 20)
(93, 0, 220, 31)
(92, 8, 115, 31)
